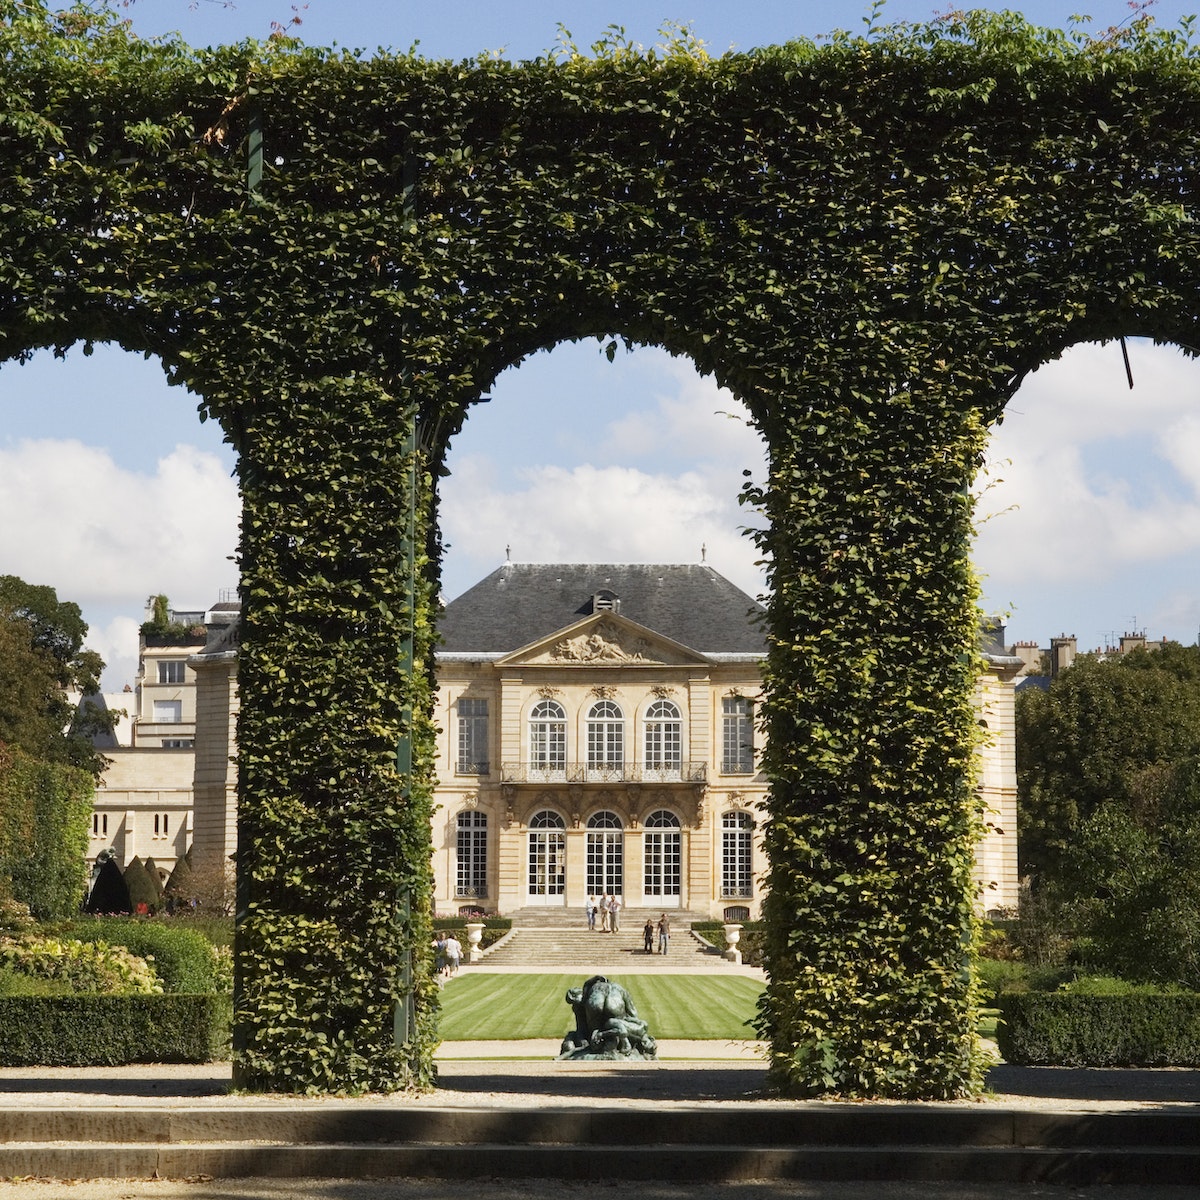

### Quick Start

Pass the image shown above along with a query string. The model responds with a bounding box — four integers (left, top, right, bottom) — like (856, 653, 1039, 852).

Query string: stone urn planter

(722, 923, 743, 964)
(465, 921, 486, 963)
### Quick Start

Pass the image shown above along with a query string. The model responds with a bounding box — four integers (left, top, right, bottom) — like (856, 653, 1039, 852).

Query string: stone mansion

(88, 565, 1020, 917)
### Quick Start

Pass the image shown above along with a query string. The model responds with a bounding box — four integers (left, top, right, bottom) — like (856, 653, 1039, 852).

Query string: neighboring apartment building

(189, 564, 1020, 917)
(85, 596, 229, 878)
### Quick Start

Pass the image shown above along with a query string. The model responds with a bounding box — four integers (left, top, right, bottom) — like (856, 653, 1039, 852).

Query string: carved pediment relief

(552, 619, 655, 663)
(499, 613, 707, 668)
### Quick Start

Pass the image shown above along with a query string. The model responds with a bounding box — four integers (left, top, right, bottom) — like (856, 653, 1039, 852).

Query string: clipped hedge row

(58, 919, 222, 993)
(0, 994, 232, 1066)
(998, 993, 1200, 1066)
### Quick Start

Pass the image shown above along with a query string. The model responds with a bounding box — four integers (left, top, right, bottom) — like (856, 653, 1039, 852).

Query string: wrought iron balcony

(500, 761, 707, 784)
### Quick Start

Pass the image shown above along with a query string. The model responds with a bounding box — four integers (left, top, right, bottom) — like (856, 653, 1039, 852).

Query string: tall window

(157, 660, 186, 684)
(456, 697, 489, 774)
(643, 699, 681, 779)
(528, 809, 566, 897)
(721, 811, 753, 898)
(586, 810, 624, 896)
(586, 700, 624, 779)
(529, 700, 566, 778)
(456, 810, 488, 897)
(722, 696, 754, 774)
(643, 809, 681, 898)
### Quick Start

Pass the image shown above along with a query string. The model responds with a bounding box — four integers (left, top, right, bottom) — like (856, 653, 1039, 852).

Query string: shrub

(998, 992, 1200, 1065)
(58, 918, 223, 993)
(0, 994, 231, 1065)
(86, 857, 131, 915)
(0, 934, 160, 994)
(123, 857, 161, 915)
(976, 957, 1028, 1004)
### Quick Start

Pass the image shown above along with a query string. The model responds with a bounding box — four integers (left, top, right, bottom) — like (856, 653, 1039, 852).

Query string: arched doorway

(585, 810, 624, 899)
(526, 809, 566, 905)
(642, 809, 681, 908)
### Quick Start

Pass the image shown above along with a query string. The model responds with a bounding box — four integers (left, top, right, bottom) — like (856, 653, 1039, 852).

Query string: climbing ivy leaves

(5, 0, 1200, 1096)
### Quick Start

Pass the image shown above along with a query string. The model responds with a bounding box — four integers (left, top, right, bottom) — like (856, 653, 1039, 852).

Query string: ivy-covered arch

(5, 2, 1200, 1097)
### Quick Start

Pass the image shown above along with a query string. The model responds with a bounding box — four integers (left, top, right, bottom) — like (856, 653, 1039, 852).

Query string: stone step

(1, 1106, 1197, 1184)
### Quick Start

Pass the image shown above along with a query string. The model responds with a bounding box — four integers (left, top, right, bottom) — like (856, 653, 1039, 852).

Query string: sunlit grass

(436, 973, 764, 1041)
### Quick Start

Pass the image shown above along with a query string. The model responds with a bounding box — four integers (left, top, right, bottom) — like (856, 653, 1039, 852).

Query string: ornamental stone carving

(552, 620, 658, 664)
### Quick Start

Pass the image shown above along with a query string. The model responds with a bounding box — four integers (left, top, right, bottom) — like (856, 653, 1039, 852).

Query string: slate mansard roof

(438, 564, 767, 658)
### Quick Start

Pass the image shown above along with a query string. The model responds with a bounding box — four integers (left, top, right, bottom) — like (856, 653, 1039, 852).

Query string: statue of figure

(558, 974, 658, 1060)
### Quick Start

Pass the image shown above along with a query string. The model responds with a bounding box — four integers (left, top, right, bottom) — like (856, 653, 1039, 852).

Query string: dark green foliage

(0, 575, 108, 776)
(85, 858, 131, 915)
(998, 993, 1200, 1066)
(7, 0, 1200, 1096)
(60, 918, 220, 993)
(142, 858, 166, 900)
(1017, 647, 1200, 883)
(164, 851, 194, 902)
(0, 745, 92, 918)
(122, 857, 161, 915)
(0, 994, 231, 1066)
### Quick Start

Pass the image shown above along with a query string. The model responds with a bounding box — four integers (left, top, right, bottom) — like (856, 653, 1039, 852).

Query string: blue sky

(3, 0, 1200, 687)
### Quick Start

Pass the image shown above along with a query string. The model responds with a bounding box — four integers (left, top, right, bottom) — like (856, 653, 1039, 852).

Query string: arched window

(586, 700, 624, 779)
(529, 700, 566, 779)
(721, 810, 753, 899)
(643, 809, 681, 903)
(643, 699, 681, 780)
(586, 810, 624, 896)
(456, 810, 488, 898)
(527, 809, 566, 901)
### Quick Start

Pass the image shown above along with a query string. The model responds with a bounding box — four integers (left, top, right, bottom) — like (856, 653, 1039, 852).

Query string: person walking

(444, 932, 463, 976)
(610, 894, 622, 932)
(586, 895, 597, 931)
(600, 894, 611, 932)
(643, 916, 654, 954)
(657, 912, 670, 956)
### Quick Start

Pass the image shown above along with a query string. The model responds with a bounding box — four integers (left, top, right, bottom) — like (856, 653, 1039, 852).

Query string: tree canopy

(0, 575, 108, 776)
(1017, 643, 1200, 884)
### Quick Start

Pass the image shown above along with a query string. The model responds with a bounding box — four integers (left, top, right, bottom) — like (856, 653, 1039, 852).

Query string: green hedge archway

(4, 2, 1200, 1097)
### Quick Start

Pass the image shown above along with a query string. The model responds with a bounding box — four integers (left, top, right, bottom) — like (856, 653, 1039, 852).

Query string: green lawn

(437, 973, 764, 1041)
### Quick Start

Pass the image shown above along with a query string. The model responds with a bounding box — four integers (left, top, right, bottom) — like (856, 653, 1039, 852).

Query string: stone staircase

(476, 909, 740, 971)
(3, 1104, 1198, 1184)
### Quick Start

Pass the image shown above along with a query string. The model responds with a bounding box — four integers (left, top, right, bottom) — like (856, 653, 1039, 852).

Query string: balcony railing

(501, 762, 707, 784)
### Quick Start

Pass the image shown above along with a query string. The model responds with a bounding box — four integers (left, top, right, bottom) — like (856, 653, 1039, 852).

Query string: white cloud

(440, 458, 764, 600)
(976, 342, 1200, 585)
(0, 438, 240, 686)
(602, 353, 765, 468)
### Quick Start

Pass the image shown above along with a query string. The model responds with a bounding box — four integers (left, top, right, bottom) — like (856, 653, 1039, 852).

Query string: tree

(1016, 645, 1200, 884)
(86, 855, 132, 916)
(0, 575, 110, 776)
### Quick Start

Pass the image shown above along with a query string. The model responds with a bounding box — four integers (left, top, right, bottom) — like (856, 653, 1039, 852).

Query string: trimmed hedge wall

(58, 919, 221, 993)
(998, 993, 1200, 1066)
(0, 988, 230, 1065)
(0, 994, 231, 1066)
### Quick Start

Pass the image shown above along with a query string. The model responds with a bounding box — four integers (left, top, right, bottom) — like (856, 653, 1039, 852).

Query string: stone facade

(187, 564, 1020, 916)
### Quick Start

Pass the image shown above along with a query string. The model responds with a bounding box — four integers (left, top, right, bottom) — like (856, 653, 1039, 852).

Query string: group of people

(432, 930, 462, 977)
(586, 893, 622, 931)
(584, 896, 671, 955)
(643, 913, 670, 955)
